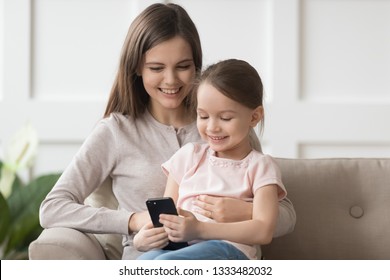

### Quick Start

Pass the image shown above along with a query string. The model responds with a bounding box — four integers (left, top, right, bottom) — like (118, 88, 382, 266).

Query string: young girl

(137, 59, 287, 260)
(39, 3, 294, 260)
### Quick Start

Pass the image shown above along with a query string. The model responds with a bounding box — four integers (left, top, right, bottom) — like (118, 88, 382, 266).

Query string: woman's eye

(177, 65, 191, 70)
(149, 67, 163, 72)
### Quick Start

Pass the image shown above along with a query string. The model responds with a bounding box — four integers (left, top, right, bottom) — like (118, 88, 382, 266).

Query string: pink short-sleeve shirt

(162, 143, 287, 259)
(162, 143, 286, 217)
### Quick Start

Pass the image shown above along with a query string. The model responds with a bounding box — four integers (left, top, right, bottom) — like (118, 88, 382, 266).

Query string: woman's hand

(159, 209, 200, 242)
(193, 195, 252, 223)
(133, 222, 169, 252)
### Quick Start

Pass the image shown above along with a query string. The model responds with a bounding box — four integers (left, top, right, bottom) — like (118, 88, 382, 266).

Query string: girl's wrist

(197, 221, 208, 240)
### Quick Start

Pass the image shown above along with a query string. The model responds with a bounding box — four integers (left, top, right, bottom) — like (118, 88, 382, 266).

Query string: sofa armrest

(28, 228, 106, 260)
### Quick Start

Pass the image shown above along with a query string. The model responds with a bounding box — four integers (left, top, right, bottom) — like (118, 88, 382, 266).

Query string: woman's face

(140, 36, 195, 115)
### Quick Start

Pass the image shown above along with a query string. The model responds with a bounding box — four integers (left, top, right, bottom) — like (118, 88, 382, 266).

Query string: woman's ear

(250, 106, 263, 127)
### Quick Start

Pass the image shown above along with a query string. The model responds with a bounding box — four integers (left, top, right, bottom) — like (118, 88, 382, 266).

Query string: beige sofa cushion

(28, 227, 106, 260)
(262, 158, 390, 259)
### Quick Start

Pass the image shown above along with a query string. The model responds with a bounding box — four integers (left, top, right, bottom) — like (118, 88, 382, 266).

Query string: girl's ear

(250, 106, 263, 127)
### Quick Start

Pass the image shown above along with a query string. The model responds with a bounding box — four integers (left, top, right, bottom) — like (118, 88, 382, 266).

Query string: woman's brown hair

(104, 3, 202, 118)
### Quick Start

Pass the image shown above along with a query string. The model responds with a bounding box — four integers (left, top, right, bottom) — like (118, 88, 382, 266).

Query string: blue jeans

(137, 240, 248, 260)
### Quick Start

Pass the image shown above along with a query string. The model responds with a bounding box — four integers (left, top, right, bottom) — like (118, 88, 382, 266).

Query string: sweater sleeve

(39, 116, 130, 235)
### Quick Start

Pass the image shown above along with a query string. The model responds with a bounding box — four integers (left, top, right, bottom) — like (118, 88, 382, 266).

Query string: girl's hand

(193, 195, 252, 223)
(159, 209, 200, 242)
(133, 222, 169, 252)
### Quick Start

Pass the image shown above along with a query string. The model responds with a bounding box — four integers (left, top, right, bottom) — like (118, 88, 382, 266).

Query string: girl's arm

(163, 175, 180, 203)
(162, 184, 279, 245)
(193, 195, 295, 237)
(199, 184, 279, 244)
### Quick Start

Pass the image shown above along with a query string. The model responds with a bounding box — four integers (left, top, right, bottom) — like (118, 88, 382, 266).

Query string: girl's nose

(207, 119, 220, 132)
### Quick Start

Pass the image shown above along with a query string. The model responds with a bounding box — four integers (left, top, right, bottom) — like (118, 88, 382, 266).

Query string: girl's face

(196, 83, 262, 160)
(140, 36, 195, 116)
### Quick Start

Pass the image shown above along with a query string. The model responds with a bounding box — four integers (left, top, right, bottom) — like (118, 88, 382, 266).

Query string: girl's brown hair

(193, 59, 265, 133)
(197, 59, 263, 108)
(104, 3, 202, 118)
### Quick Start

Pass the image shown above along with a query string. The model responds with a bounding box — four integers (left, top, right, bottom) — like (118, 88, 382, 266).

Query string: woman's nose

(164, 69, 177, 85)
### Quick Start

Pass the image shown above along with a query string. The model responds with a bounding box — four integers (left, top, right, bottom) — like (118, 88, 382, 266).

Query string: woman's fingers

(194, 195, 215, 210)
(193, 195, 217, 219)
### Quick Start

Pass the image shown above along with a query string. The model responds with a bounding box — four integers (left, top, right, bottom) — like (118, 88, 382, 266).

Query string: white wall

(1, 0, 390, 177)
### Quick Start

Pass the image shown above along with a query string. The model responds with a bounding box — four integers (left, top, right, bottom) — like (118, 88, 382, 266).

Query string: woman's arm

(40, 120, 130, 235)
(274, 197, 296, 237)
(128, 211, 151, 233)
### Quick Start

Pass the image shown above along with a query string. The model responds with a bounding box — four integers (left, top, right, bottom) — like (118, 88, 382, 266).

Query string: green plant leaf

(10, 174, 25, 194)
(7, 173, 52, 221)
(0, 161, 11, 247)
(3, 206, 40, 259)
(6, 175, 25, 219)
(4, 173, 61, 257)
(0, 191, 10, 245)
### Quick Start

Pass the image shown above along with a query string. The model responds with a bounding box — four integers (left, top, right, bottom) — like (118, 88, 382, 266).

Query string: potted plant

(0, 124, 61, 259)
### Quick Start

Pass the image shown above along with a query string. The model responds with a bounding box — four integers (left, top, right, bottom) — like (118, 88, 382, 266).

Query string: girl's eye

(198, 115, 208, 120)
(221, 117, 232, 121)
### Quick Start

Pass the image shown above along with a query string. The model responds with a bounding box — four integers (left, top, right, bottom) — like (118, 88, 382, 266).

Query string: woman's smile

(160, 87, 181, 95)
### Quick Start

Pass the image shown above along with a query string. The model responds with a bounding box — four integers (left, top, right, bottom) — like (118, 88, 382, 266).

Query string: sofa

(28, 158, 390, 260)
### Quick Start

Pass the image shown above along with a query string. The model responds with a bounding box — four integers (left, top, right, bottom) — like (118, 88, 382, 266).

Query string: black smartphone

(146, 197, 188, 250)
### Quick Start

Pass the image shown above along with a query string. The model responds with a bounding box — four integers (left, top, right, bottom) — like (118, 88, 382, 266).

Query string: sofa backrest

(262, 158, 390, 260)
